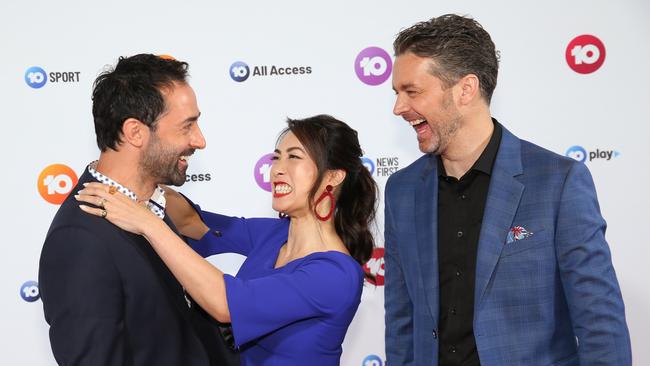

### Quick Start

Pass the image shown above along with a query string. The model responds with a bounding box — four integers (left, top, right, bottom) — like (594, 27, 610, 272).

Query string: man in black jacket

(39, 54, 239, 366)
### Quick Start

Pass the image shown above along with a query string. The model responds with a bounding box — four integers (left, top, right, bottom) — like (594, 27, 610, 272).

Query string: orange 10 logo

(566, 34, 606, 74)
(38, 164, 78, 205)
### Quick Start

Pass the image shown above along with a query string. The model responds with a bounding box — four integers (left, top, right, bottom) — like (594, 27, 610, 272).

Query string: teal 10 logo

(25, 66, 47, 89)
(361, 157, 375, 175)
(230, 61, 250, 82)
(20, 281, 40, 302)
(362, 355, 383, 366)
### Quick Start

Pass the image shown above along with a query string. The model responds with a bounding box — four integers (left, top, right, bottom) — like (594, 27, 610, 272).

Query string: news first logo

(362, 156, 400, 178)
(565, 145, 620, 163)
(38, 164, 79, 205)
(25, 66, 81, 89)
(355, 47, 392, 86)
(229, 60, 312, 83)
(362, 354, 384, 366)
(566, 35, 606, 74)
(363, 248, 385, 286)
(254, 153, 274, 192)
(20, 281, 40, 302)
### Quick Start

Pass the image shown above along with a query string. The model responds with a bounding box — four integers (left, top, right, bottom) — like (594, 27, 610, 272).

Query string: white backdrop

(2, 0, 649, 364)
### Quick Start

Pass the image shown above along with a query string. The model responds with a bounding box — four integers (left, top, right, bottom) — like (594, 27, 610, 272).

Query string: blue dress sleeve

(224, 254, 363, 347)
(181, 194, 284, 257)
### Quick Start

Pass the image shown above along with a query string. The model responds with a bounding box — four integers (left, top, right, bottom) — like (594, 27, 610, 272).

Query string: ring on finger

(101, 209, 108, 218)
(108, 186, 117, 195)
(98, 198, 107, 208)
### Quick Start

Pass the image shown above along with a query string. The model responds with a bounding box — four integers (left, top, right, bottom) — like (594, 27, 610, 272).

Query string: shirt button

(449, 346, 456, 353)
(450, 307, 457, 315)
(432, 330, 437, 339)
(460, 193, 467, 200)
(455, 270, 462, 277)
(457, 230, 464, 238)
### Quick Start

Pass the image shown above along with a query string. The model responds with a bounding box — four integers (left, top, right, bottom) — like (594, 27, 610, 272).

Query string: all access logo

(38, 164, 79, 205)
(566, 35, 606, 74)
(355, 47, 392, 85)
(253, 153, 274, 192)
(230, 61, 250, 82)
(363, 248, 385, 286)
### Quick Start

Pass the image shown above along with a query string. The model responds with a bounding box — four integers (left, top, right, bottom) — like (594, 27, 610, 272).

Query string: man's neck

(95, 152, 157, 202)
(440, 112, 494, 179)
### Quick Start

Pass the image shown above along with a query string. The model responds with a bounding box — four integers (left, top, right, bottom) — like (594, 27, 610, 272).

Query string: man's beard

(422, 90, 462, 155)
(139, 133, 190, 187)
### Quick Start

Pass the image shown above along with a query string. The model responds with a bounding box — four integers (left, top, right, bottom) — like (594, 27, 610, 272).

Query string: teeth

(179, 156, 190, 162)
(274, 184, 293, 194)
(408, 119, 426, 126)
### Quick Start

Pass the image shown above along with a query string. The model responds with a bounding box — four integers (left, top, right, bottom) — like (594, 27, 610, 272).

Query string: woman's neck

(275, 213, 347, 267)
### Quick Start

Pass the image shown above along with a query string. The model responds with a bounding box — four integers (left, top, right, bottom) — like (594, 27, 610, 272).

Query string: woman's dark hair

(280, 115, 378, 269)
(91, 54, 189, 151)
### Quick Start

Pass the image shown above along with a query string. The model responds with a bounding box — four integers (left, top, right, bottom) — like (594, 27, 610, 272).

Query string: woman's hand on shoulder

(76, 182, 160, 236)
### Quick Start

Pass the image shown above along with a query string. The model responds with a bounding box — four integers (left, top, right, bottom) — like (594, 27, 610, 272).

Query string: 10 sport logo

(566, 145, 620, 163)
(20, 281, 40, 302)
(355, 47, 392, 86)
(24, 66, 81, 89)
(38, 164, 79, 205)
(566, 35, 606, 74)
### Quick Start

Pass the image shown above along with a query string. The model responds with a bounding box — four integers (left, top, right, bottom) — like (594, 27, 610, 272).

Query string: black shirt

(437, 120, 502, 366)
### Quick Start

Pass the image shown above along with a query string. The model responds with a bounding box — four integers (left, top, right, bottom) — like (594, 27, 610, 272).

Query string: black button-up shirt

(437, 120, 502, 366)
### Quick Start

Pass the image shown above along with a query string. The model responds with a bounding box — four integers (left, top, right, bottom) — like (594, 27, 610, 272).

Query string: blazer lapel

(474, 127, 524, 310)
(414, 155, 440, 324)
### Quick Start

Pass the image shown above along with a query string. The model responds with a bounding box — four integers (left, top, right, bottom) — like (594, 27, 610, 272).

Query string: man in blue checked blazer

(384, 15, 631, 366)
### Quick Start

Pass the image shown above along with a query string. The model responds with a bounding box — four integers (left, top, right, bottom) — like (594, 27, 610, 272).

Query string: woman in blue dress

(77, 115, 378, 365)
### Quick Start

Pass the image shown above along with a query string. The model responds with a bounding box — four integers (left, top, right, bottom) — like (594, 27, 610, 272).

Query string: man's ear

(121, 118, 149, 148)
(456, 74, 481, 106)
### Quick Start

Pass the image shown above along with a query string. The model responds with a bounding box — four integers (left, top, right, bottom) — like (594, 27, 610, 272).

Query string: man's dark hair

(91, 54, 189, 151)
(393, 14, 499, 104)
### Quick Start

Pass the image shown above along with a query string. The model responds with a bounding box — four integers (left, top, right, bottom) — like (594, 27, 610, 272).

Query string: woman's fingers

(79, 204, 107, 218)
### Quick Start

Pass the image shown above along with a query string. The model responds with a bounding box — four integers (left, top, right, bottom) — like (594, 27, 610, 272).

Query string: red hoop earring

(314, 185, 335, 221)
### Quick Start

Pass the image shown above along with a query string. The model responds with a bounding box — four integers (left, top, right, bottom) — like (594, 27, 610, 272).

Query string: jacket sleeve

(384, 178, 415, 365)
(555, 162, 632, 365)
(39, 226, 127, 366)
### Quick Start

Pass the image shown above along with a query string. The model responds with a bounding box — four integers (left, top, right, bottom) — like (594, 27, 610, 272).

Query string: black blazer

(39, 170, 240, 366)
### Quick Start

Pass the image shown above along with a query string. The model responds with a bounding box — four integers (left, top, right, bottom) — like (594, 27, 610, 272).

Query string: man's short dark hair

(393, 14, 499, 104)
(91, 54, 189, 151)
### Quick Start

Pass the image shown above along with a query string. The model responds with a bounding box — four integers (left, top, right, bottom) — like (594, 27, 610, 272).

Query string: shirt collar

(437, 118, 503, 177)
(87, 161, 166, 219)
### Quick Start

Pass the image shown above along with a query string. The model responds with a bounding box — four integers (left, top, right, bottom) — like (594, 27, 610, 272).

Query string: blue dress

(188, 211, 364, 366)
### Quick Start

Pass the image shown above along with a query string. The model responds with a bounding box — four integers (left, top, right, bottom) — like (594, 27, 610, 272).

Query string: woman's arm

(76, 183, 231, 322)
(162, 186, 209, 240)
(143, 219, 231, 322)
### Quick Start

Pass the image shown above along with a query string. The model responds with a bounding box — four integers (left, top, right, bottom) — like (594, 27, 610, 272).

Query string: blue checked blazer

(384, 124, 631, 366)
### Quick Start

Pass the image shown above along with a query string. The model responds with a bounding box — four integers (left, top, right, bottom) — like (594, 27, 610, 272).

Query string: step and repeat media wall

(2, 0, 649, 364)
